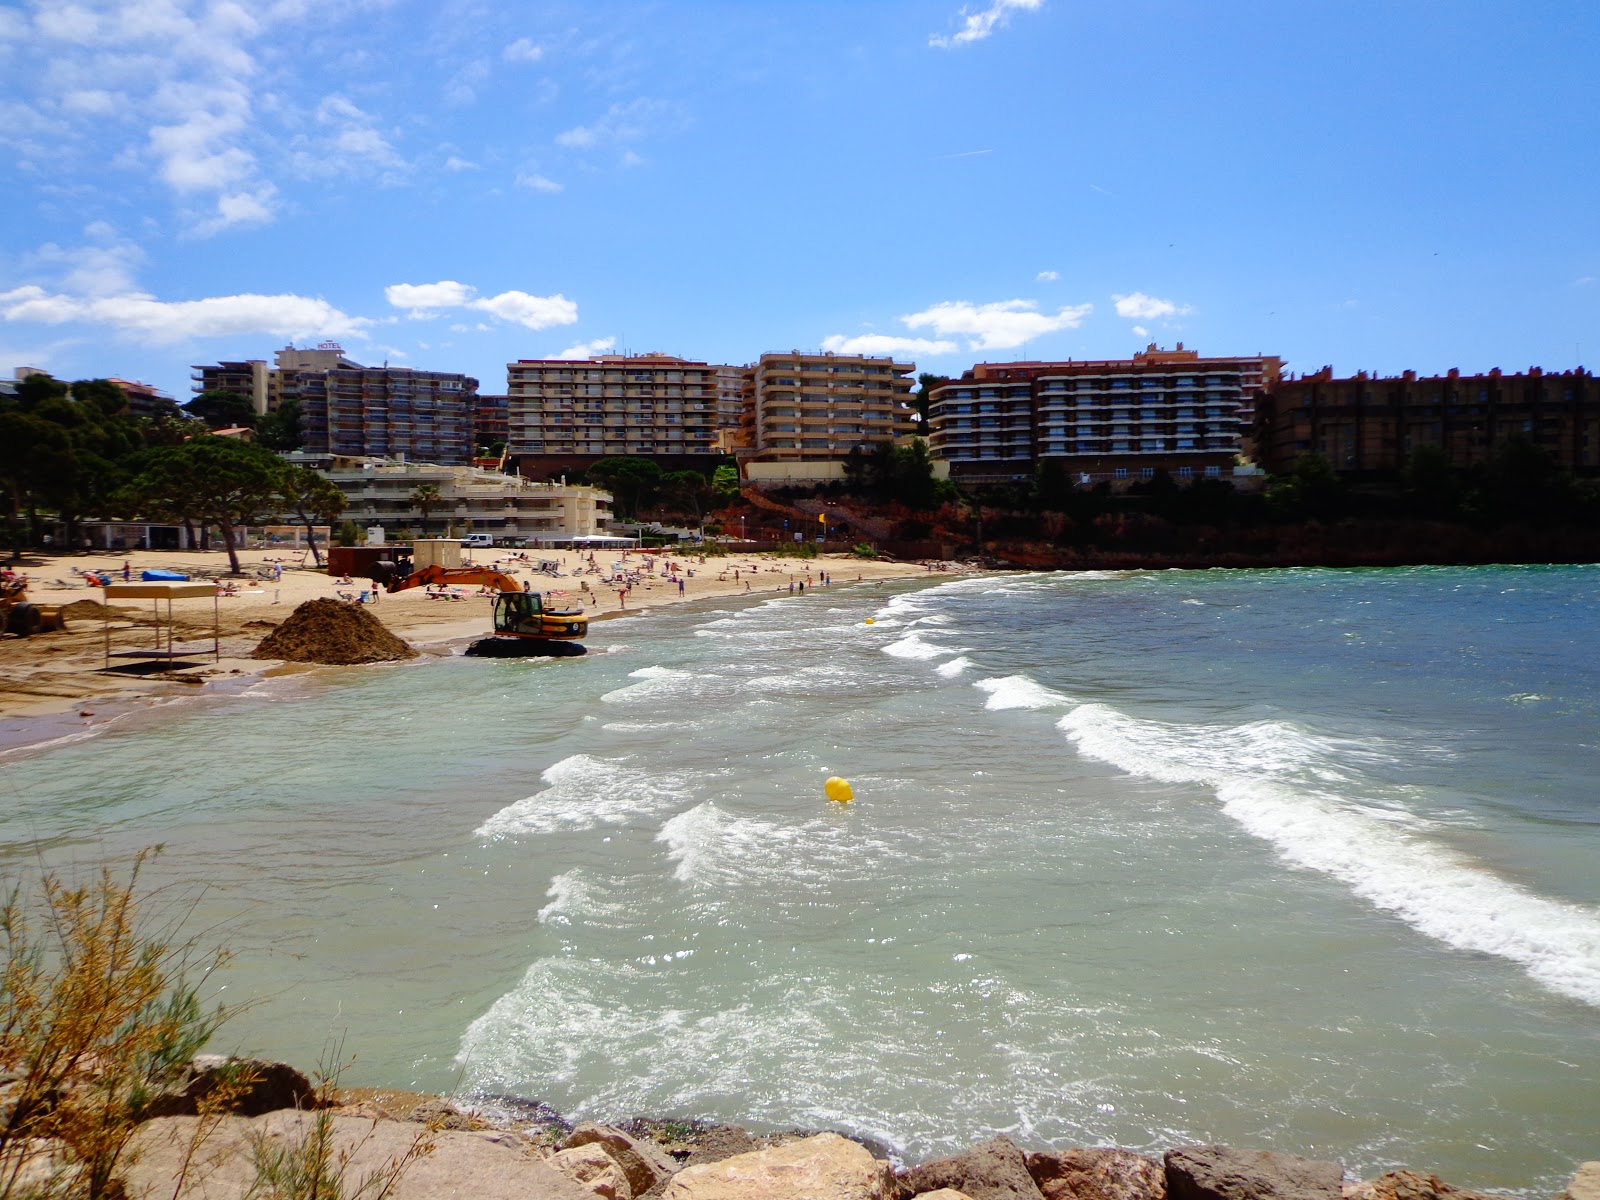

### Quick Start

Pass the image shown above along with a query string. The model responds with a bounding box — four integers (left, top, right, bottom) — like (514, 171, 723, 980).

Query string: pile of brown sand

(250, 598, 417, 665)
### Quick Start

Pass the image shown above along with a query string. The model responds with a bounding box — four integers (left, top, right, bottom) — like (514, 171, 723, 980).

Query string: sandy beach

(0, 545, 947, 749)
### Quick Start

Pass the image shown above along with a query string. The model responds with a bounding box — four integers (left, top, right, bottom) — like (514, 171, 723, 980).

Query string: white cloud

(62, 89, 122, 115)
(555, 98, 670, 149)
(901, 299, 1092, 350)
(386, 280, 477, 316)
(444, 155, 478, 171)
(503, 37, 543, 63)
(515, 171, 563, 193)
(1, 285, 369, 345)
(471, 290, 577, 330)
(821, 334, 958, 356)
(1036, 270, 1059, 282)
(1576, 275, 1596, 287)
(1131, 325, 1149, 338)
(190, 186, 276, 236)
(1113, 291, 1192, 320)
(382, 280, 579, 331)
(930, 0, 1043, 49)
(553, 337, 617, 360)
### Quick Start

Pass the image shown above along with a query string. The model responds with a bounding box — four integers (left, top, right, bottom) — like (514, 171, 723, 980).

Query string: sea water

(1, 565, 1596, 1192)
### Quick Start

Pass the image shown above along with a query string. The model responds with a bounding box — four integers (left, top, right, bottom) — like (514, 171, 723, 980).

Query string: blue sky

(2, 0, 1597, 401)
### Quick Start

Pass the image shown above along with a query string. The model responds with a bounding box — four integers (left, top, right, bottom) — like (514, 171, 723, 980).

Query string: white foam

(537, 870, 624, 926)
(475, 754, 691, 838)
(935, 655, 974, 678)
(600, 665, 700, 703)
(1056, 703, 1600, 1008)
(882, 631, 963, 660)
(973, 675, 1071, 711)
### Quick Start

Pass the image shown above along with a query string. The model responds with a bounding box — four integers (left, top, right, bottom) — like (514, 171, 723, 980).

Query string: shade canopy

(103, 581, 218, 600)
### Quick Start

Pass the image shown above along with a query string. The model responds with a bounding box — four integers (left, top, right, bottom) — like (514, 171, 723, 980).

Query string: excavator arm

(386, 564, 525, 594)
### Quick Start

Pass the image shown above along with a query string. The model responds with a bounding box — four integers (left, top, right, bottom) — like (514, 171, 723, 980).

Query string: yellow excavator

(386, 564, 587, 656)
(1, 578, 68, 636)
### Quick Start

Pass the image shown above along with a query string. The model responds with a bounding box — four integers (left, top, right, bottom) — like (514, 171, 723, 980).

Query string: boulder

(125, 1111, 595, 1200)
(561, 1122, 679, 1195)
(676, 1124, 765, 1167)
(1028, 1148, 1166, 1200)
(1343, 1170, 1508, 1200)
(547, 1143, 632, 1200)
(900, 1136, 1043, 1199)
(1557, 1165, 1600, 1200)
(408, 1098, 485, 1131)
(915, 1192, 978, 1200)
(659, 1131, 894, 1200)
(140, 1055, 317, 1119)
(1166, 1147, 1343, 1200)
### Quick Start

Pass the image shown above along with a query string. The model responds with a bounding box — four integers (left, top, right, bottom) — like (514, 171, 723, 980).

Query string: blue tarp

(140, 569, 190, 581)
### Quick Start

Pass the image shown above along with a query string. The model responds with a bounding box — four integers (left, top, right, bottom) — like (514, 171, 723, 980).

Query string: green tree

(278, 466, 346, 566)
(914, 373, 950, 437)
(254, 397, 303, 451)
(0, 411, 69, 561)
(661, 469, 713, 528)
(183, 389, 257, 430)
(409, 483, 443, 535)
(130, 437, 285, 574)
(585, 456, 663, 519)
(711, 462, 741, 501)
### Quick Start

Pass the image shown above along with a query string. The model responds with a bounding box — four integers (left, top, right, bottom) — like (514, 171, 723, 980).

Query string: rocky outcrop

(898, 1135, 1043, 1199)
(140, 1055, 317, 1119)
(547, 1143, 631, 1199)
(1028, 1148, 1166, 1200)
(659, 1131, 895, 1200)
(1342, 1170, 1508, 1200)
(1165, 1146, 1343, 1200)
(560, 1122, 679, 1196)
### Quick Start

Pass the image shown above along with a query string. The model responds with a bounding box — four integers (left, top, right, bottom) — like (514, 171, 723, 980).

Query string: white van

(460, 533, 494, 548)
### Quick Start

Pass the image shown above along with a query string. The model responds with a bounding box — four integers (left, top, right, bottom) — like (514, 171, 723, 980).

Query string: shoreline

(0, 547, 954, 754)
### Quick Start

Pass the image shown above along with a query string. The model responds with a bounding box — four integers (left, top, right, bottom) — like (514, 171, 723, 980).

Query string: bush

(0, 849, 232, 1200)
(850, 543, 877, 558)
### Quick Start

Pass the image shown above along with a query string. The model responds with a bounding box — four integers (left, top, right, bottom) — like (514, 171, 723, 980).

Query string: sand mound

(250, 598, 417, 665)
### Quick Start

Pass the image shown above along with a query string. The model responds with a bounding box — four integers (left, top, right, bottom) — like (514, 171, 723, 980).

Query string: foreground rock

(1028, 1147, 1166, 1200)
(546, 1143, 631, 1199)
(126, 1112, 594, 1200)
(1343, 1171, 1508, 1200)
(1558, 1164, 1600, 1200)
(560, 1122, 679, 1195)
(1165, 1146, 1343, 1200)
(899, 1135, 1043, 1199)
(659, 1132, 894, 1200)
(141, 1055, 317, 1119)
(250, 597, 416, 665)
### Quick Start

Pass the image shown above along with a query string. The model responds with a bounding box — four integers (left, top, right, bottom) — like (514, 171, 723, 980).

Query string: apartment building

(107, 377, 179, 419)
(748, 351, 917, 460)
(1256, 366, 1600, 474)
(927, 344, 1283, 483)
(473, 394, 510, 449)
(194, 344, 477, 463)
(505, 353, 726, 477)
(283, 453, 612, 541)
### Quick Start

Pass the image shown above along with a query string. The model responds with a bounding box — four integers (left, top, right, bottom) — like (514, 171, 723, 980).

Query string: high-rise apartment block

(192, 344, 478, 464)
(506, 354, 722, 460)
(747, 351, 917, 460)
(927, 344, 1282, 482)
(1256, 365, 1600, 474)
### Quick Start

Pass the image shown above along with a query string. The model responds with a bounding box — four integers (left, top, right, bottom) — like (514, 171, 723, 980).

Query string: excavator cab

(492, 591, 545, 637)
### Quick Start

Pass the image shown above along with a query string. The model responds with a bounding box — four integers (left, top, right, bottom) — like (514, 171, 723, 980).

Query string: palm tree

(409, 483, 442, 536)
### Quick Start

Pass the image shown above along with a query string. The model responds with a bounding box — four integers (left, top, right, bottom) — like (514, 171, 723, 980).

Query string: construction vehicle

(386, 564, 587, 655)
(1, 577, 68, 636)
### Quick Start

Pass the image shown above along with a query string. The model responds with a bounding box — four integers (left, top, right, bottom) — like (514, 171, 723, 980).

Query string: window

(1114, 467, 1129, 478)
(1204, 465, 1221, 477)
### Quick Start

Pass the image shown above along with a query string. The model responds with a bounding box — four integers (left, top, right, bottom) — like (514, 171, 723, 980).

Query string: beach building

(285, 453, 612, 543)
(1256, 366, 1600, 475)
(926, 344, 1283, 485)
(505, 353, 728, 477)
(747, 351, 918, 462)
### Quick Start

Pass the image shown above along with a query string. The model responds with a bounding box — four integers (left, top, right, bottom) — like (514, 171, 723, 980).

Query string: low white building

(284, 453, 612, 543)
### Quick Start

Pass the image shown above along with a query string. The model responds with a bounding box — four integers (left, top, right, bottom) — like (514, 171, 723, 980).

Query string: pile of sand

(250, 598, 417, 665)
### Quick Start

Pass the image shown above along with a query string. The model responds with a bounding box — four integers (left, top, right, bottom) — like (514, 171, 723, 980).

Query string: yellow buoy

(864, 617, 875, 624)
(824, 776, 854, 803)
